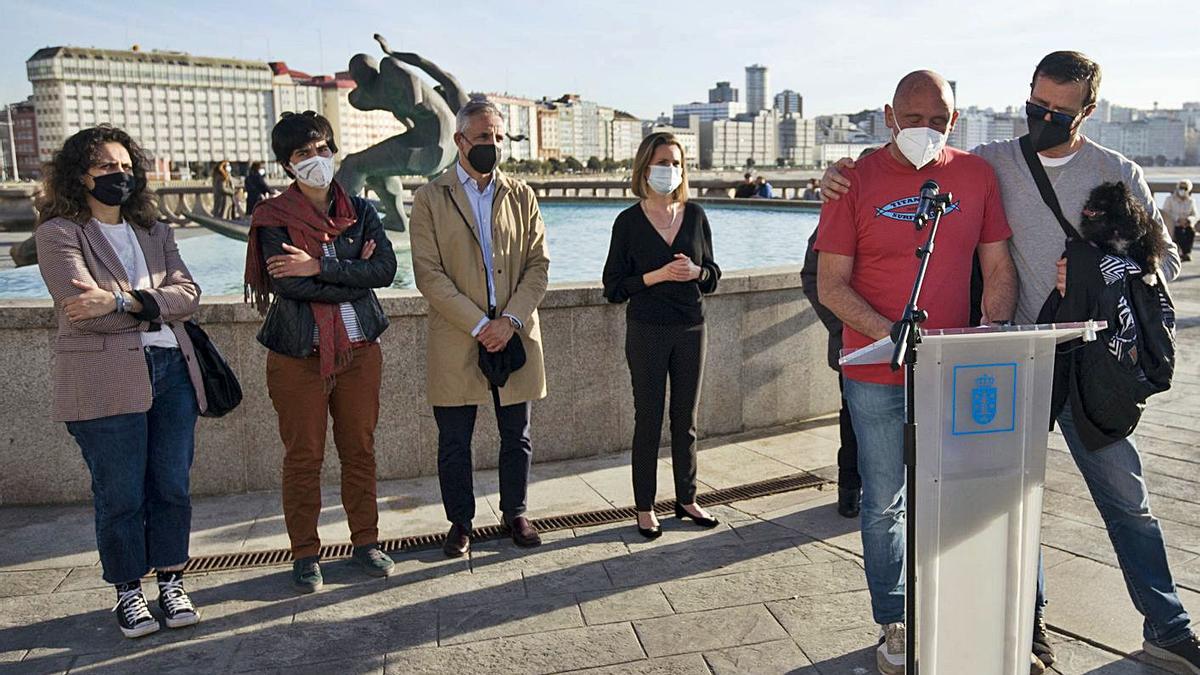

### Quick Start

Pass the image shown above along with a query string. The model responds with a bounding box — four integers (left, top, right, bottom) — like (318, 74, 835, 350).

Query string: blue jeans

(66, 347, 199, 584)
(843, 378, 906, 625)
(1035, 403, 1193, 646)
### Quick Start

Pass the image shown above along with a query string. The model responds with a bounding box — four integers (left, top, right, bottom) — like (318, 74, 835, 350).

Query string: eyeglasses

(1026, 101, 1078, 128)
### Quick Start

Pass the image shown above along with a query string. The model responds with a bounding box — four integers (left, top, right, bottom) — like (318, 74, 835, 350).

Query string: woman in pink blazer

(36, 126, 208, 640)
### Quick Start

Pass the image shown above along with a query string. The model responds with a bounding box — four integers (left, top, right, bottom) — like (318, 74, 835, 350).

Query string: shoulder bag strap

(1019, 134, 1079, 242)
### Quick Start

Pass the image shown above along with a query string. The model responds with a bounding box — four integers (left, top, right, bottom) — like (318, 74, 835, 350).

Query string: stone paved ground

(0, 266, 1198, 674)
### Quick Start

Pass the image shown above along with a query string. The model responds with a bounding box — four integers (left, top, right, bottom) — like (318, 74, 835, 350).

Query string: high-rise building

(778, 114, 817, 167)
(26, 45, 274, 178)
(479, 93, 540, 162)
(671, 100, 743, 128)
(641, 122, 700, 167)
(774, 90, 803, 117)
(708, 81, 738, 104)
(269, 62, 324, 119)
(745, 64, 769, 115)
(610, 111, 642, 162)
(537, 103, 560, 159)
(3, 97, 38, 179)
(699, 110, 778, 169)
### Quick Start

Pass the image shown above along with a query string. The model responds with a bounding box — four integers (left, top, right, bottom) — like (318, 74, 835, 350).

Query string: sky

(1, 0, 1198, 118)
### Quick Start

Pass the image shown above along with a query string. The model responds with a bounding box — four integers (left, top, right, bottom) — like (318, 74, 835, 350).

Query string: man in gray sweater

(820, 51, 1196, 675)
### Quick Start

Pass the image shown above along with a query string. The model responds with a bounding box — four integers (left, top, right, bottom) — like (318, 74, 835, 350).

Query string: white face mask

(891, 113, 948, 170)
(647, 165, 683, 195)
(1178, 188, 1190, 198)
(258, 168, 267, 176)
(291, 155, 335, 189)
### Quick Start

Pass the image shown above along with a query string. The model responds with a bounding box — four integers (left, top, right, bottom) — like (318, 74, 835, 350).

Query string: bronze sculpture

(334, 34, 468, 232)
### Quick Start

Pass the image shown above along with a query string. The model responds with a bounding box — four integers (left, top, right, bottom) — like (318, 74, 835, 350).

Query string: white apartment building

(270, 63, 324, 120)
(672, 100, 743, 128)
(699, 110, 778, 169)
(641, 123, 700, 167)
(778, 115, 817, 167)
(480, 93, 539, 162)
(26, 46, 273, 177)
(610, 111, 642, 162)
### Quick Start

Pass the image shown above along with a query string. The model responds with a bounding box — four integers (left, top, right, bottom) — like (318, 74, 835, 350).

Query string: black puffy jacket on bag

(1037, 240, 1175, 451)
(255, 196, 397, 357)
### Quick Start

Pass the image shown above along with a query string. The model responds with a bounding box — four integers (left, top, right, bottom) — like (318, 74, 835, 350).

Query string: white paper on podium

(837, 320, 1104, 675)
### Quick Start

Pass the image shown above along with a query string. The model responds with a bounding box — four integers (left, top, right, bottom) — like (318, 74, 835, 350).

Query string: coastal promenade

(0, 264, 1197, 673)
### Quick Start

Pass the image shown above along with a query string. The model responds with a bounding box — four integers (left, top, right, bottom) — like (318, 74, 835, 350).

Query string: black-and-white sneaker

(1143, 634, 1200, 674)
(156, 573, 200, 629)
(113, 582, 160, 639)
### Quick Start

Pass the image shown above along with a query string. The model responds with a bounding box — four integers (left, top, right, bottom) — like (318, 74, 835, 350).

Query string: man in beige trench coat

(409, 98, 550, 557)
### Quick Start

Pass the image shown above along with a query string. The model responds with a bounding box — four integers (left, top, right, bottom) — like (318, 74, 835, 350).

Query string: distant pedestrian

(802, 178, 821, 201)
(211, 160, 235, 219)
(1163, 179, 1196, 261)
(244, 161, 272, 215)
(603, 131, 722, 539)
(754, 175, 774, 198)
(733, 172, 757, 198)
(35, 125, 208, 639)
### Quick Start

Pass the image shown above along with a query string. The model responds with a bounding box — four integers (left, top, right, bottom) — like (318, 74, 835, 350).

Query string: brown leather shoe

(442, 523, 470, 558)
(504, 516, 541, 548)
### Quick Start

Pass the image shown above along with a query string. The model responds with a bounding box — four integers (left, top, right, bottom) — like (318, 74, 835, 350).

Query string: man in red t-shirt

(814, 70, 1017, 675)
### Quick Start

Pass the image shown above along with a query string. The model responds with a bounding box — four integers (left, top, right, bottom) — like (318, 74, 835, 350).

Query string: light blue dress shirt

(455, 163, 522, 336)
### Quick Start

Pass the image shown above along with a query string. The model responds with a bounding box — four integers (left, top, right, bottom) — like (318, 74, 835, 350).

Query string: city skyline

(2, 1, 1198, 121)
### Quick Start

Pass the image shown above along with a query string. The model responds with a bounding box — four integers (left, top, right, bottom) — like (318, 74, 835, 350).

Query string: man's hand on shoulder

(819, 157, 855, 203)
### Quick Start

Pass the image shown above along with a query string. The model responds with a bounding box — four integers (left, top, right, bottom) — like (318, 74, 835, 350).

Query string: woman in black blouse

(602, 132, 721, 539)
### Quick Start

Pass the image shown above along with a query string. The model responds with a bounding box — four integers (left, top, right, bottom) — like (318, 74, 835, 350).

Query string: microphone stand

(890, 191, 952, 675)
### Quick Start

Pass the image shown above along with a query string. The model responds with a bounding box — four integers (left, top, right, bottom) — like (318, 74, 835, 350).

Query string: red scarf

(245, 181, 357, 382)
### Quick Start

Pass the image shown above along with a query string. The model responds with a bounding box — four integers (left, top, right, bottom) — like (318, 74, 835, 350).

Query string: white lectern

(840, 321, 1105, 675)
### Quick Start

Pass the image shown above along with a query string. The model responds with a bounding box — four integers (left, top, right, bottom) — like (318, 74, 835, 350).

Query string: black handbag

(183, 320, 243, 418)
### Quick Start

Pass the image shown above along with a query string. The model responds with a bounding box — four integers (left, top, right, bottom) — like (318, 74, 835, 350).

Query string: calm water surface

(0, 201, 819, 299)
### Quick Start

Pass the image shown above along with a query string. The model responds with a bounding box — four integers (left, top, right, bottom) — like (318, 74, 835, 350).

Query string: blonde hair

(631, 132, 689, 202)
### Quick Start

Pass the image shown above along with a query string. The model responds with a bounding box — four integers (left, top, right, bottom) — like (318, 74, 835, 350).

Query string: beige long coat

(409, 168, 549, 407)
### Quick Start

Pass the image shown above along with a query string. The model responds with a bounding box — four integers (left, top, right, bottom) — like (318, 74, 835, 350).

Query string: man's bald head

(893, 70, 955, 111)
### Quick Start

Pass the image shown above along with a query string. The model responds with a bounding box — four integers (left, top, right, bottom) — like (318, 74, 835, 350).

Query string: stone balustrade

(0, 268, 839, 505)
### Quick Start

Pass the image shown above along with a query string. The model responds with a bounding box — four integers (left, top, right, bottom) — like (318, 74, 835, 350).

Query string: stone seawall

(0, 268, 839, 505)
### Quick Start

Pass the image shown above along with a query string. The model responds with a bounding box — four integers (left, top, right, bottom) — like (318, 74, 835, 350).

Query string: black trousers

(626, 320, 706, 511)
(433, 387, 532, 529)
(1173, 225, 1195, 257)
(837, 374, 862, 491)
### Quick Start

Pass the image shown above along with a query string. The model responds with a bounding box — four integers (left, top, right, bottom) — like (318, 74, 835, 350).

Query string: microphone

(913, 179, 939, 230)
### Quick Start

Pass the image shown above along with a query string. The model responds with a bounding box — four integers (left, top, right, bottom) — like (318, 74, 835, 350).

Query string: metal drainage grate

(184, 470, 830, 574)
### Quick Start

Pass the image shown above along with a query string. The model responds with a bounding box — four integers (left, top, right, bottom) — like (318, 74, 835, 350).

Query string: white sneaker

(877, 622, 905, 675)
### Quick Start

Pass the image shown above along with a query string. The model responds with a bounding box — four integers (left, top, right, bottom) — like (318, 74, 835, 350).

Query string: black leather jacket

(255, 196, 397, 357)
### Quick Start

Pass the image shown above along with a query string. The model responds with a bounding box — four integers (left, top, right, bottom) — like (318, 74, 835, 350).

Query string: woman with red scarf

(245, 111, 398, 593)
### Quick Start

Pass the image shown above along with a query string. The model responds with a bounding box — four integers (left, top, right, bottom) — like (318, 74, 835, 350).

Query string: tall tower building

(774, 90, 803, 117)
(745, 64, 769, 115)
(708, 81, 738, 104)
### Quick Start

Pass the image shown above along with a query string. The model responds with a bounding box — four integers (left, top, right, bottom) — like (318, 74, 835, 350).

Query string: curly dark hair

(36, 125, 159, 230)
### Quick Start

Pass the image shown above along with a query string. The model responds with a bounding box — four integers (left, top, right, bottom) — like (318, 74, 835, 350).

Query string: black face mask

(465, 142, 500, 174)
(1027, 115, 1075, 153)
(89, 171, 137, 206)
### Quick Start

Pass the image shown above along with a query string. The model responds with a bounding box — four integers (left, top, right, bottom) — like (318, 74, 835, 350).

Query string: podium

(840, 321, 1105, 675)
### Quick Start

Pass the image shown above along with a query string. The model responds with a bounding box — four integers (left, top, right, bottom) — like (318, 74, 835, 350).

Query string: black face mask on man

(89, 171, 137, 206)
(463, 140, 500, 175)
